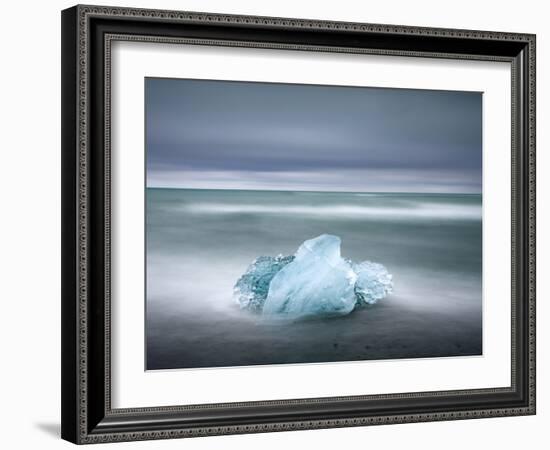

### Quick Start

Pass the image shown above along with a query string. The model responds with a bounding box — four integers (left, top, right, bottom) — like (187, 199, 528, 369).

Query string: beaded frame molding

(61, 4, 536, 444)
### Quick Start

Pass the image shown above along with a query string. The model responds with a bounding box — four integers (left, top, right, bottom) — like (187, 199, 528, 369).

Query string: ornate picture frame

(61, 4, 536, 444)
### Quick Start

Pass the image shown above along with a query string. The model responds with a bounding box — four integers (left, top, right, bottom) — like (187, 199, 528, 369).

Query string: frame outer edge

(61, 5, 80, 445)
(527, 34, 536, 414)
(76, 3, 534, 41)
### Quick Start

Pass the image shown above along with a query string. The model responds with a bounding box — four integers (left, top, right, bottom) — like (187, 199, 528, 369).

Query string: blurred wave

(179, 201, 481, 220)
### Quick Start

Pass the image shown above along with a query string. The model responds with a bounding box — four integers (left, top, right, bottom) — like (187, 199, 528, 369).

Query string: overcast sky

(145, 78, 482, 193)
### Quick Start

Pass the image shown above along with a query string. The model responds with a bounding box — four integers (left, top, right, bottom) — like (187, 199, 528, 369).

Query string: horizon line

(145, 186, 482, 195)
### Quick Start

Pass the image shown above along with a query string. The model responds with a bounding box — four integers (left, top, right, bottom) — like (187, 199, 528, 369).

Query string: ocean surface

(146, 188, 482, 370)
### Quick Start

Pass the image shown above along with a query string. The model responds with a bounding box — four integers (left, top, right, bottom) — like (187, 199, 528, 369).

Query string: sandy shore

(146, 293, 482, 370)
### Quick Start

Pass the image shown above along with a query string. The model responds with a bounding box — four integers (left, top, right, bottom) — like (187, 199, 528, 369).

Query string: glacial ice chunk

(233, 234, 393, 319)
(233, 255, 295, 312)
(353, 261, 393, 306)
(262, 235, 358, 319)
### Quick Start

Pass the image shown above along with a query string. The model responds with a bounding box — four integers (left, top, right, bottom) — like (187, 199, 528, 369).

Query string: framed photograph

(61, 5, 536, 444)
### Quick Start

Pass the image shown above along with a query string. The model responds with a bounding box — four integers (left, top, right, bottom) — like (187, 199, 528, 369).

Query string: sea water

(146, 188, 482, 370)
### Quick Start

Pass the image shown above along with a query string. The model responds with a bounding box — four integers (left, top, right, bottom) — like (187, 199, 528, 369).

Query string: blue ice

(233, 234, 393, 320)
(233, 255, 295, 312)
(353, 261, 394, 306)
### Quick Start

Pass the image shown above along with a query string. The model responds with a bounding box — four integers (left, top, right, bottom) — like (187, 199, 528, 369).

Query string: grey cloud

(146, 78, 482, 193)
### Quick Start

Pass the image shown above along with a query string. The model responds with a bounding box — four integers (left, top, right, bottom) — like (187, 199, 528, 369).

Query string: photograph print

(145, 77, 482, 370)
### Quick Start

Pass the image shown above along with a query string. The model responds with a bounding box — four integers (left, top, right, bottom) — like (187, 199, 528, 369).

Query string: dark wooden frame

(61, 4, 536, 444)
